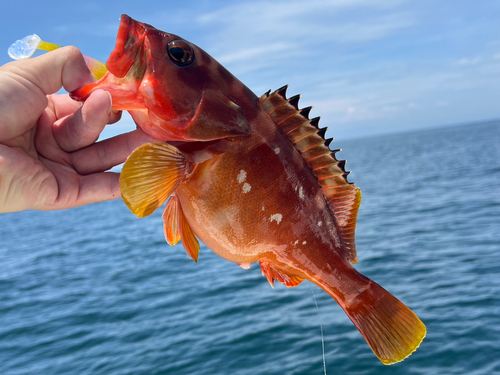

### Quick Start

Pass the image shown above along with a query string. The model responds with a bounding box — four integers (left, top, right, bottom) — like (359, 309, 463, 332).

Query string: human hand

(0, 47, 157, 213)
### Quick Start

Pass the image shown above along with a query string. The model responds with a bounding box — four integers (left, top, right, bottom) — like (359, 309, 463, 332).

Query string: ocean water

(0, 120, 499, 375)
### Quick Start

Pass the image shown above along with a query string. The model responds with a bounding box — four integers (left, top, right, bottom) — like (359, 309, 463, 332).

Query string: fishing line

(309, 283, 327, 375)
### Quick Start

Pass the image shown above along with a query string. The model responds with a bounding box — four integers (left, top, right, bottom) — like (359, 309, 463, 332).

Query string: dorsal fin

(260, 86, 361, 263)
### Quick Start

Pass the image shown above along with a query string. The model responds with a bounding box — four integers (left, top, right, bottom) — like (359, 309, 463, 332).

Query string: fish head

(71, 14, 251, 141)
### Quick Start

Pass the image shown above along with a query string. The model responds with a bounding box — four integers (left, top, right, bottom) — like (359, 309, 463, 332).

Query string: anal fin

(260, 261, 304, 288)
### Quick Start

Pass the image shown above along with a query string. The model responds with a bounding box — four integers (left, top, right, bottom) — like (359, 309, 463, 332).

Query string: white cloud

(382, 105, 400, 112)
(82, 1, 500, 139)
(457, 57, 482, 65)
(194, 0, 416, 75)
(217, 42, 290, 65)
(51, 22, 119, 38)
(302, 60, 500, 130)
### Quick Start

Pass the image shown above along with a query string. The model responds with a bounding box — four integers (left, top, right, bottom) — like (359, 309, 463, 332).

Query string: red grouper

(72, 14, 426, 364)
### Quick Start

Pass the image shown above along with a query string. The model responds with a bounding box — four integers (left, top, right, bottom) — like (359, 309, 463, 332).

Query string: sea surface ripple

(1, 120, 499, 374)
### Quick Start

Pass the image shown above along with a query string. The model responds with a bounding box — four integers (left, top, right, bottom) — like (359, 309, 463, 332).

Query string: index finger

(0, 47, 95, 141)
(5, 46, 95, 94)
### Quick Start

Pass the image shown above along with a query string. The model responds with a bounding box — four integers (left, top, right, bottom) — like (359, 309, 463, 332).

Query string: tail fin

(340, 276, 426, 364)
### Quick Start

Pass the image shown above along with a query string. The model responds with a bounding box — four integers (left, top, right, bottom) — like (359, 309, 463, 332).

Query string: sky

(1, 0, 499, 141)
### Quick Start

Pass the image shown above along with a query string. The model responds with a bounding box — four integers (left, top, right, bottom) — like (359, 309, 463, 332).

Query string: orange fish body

(72, 15, 425, 364)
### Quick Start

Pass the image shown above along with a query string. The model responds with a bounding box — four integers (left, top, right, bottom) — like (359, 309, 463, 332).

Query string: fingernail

(105, 90, 113, 115)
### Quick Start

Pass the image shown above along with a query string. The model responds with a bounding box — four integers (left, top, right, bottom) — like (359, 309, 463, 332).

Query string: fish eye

(167, 40, 194, 66)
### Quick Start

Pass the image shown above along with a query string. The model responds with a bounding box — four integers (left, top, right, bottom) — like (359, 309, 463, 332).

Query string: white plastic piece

(8, 34, 41, 60)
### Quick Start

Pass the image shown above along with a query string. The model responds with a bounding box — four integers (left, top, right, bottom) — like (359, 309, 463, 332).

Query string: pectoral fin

(120, 142, 188, 218)
(186, 89, 252, 141)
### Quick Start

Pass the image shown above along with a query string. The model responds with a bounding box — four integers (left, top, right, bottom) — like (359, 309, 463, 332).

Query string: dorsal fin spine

(300, 106, 312, 118)
(277, 85, 288, 98)
(308, 155, 337, 169)
(310, 117, 320, 128)
(296, 137, 325, 153)
(288, 126, 318, 141)
(331, 150, 341, 161)
(302, 147, 332, 162)
(288, 94, 301, 109)
(282, 119, 310, 134)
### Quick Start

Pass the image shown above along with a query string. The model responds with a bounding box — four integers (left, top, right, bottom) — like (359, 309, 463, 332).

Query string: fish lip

(106, 14, 147, 78)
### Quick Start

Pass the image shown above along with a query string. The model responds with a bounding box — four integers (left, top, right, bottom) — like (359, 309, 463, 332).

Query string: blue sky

(1, 0, 499, 140)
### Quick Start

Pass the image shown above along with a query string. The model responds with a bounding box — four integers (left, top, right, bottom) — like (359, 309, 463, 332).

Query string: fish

(71, 14, 426, 364)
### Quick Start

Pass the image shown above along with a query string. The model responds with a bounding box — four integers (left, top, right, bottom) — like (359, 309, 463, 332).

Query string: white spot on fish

(269, 214, 283, 224)
(274, 147, 281, 155)
(318, 221, 322, 227)
(242, 183, 252, 193)
(293, 240, 299, 245)
(262, 206, 265, 211)
(299, 186, 304, 199)
(302, 241, 307, 245)
(315, 196, 325, 209)
(237, 170, 247, 184)
(239, 262, 252, 270)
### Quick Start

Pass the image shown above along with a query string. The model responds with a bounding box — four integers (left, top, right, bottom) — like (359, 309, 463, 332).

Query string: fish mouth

(70, 14, 150, 109)
(106, 14, 147, 78)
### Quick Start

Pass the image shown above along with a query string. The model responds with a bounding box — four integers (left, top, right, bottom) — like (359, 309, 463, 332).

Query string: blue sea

(1, 120, 499, 374)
